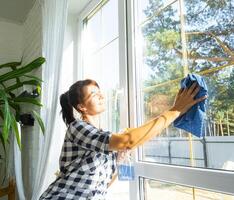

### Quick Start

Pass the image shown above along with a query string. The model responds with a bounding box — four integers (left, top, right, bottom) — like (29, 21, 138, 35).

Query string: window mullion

(125, 0, 142, 199)
(135, 162, 234, 195)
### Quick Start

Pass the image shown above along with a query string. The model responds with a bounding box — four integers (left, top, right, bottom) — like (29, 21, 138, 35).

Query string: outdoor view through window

(135, 0, 234, 170)
(143, 178, 234, 200)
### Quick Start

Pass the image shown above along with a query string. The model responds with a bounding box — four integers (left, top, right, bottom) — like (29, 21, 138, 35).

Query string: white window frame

(126, 0, 234, 199)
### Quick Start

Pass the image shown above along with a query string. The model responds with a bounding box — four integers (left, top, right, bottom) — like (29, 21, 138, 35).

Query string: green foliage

(0, 57, 45, 149)
(142, 0, 234, 135)
(32, 110, 45, 134)
(154, 30, 180, 49)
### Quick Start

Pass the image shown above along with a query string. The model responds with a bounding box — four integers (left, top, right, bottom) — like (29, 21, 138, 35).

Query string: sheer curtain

(14, 123, 26, 200)
(30, 0, 68, 199)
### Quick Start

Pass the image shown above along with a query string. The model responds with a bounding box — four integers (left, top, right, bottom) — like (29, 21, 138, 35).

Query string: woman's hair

(60, 79, 99, 126)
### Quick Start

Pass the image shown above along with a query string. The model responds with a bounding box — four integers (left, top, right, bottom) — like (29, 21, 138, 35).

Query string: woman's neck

(83, 115, 100, 129)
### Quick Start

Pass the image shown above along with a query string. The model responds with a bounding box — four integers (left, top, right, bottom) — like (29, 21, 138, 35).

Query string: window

(78, 0, 234, 199)
(135, 0, 234, 170)
(132, 0, 234, 198)
(79, 0, 129, 199)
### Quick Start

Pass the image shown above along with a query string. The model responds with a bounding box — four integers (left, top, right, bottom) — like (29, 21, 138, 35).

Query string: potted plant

(0, 57, 45, 186)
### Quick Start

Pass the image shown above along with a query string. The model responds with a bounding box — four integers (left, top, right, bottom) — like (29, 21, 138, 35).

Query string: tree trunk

(227, 111, 230, 136)
(219, 118, 224, 136)
(213, 121, 216, 136)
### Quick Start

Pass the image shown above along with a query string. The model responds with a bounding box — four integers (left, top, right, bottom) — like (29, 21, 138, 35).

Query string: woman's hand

(171, 82, 207, 115)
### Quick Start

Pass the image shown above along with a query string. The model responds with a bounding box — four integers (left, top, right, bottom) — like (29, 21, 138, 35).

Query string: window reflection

(135, 0, 234, 170)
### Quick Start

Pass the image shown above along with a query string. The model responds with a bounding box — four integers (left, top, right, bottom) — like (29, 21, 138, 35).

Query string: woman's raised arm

(109, 83, 207, 151)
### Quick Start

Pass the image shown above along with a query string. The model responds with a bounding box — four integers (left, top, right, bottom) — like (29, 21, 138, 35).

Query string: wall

(0, 1, 43, 199)
(0, 3, 77, 200)
(0, 20, 23, 63)
(21, 3, 42, 66)
(0, 19, 23, 200)
(20, 1, 43, 199)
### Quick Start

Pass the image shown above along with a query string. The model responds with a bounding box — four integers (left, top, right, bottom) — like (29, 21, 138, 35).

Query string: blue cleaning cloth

(173, 74, 208, 137)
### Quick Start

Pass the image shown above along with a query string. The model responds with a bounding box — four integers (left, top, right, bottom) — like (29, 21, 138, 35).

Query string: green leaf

(0, 61, 21, 69)
(8, 102, 20, 114)
(0, 109, 3, 119)
(0, 57, 45, 82)
(10, 66, 21, 84)
(23, 75, 43, 82)
(0, 133, 6, 153)
(36, 85, 41, 95)
(10, 114, 21, 150)
(2, 96, 11, 143)
(13, 97, 43, 107)
(32, 110, 45, 135)
(3, 109, 11, 142)
(6, 80, 41, 92)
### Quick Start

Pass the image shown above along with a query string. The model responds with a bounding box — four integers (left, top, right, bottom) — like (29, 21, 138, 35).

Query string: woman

(40, 79, 206, 200)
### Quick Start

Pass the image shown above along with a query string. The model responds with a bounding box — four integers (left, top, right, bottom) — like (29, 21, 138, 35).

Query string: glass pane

(143, 178, 234, 200)
(100, 39, 120, 131)
(135, 0, 150, 24)
(135, 0, 177, 26)
(83, 51, 101, 81)
(85, 9, 102, 54)
(135, 0, 234, 170)
(84, 40, 121, 136)
(82, 1, 129, 199)
(184, 0, 234, 138)
(102, 0, 119, 46)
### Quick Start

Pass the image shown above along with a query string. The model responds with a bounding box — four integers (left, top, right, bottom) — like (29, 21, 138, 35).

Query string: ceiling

(68, 0, 92, 15)
(0, 0, 92, 24)
(0, 0, 36, 23)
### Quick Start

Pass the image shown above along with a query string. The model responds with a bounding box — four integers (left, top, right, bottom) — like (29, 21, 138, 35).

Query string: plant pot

(0, 178, 16, 200)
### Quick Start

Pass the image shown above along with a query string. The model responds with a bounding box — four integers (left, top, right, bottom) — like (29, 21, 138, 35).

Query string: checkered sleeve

(69, 120, 112, 153)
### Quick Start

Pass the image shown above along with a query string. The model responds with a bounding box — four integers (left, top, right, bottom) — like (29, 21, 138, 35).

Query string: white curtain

(31, 0, 68, 199)
(14, 123, 26, 200)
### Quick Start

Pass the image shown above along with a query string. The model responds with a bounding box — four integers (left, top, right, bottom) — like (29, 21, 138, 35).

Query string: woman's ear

(77, 104, 87, 113)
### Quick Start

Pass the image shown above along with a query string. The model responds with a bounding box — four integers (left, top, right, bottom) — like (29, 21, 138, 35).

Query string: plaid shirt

(40, 119, 117, 200)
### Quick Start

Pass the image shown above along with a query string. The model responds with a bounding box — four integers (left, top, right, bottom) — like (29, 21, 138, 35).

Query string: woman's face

(79, 84, 105, 116)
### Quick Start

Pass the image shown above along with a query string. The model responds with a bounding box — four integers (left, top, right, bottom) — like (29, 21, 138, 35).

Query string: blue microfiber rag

(173, 74, 208, 137)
